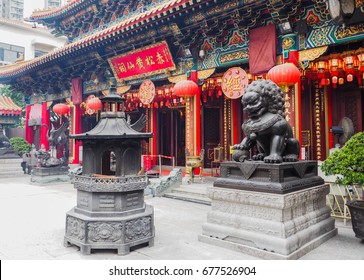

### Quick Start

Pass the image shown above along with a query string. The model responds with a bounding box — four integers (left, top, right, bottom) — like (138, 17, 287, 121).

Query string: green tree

(9, 137, 31, 155)
(321, 132, 364, 186)
(0, 84, 25, 108)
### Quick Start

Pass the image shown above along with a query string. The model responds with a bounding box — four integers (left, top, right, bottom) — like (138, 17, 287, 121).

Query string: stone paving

(0, 174, 363, 260)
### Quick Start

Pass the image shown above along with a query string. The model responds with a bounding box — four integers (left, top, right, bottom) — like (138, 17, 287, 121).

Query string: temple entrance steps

(163, 176, 217, 205)
(0, 158, 24, 178)
(145, 166, 217, 205)
(163, 184, 211, 205)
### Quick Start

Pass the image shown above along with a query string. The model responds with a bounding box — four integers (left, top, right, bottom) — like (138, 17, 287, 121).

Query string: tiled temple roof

(30, 0, 88, 20)
(0, 96, 22, 115)
(0, 0, 191, 79)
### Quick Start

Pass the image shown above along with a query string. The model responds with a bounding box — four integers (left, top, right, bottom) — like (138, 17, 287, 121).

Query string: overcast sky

(24, 1, 45, 18)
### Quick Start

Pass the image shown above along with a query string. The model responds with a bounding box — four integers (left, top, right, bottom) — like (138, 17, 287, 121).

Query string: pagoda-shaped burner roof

(70, 92, 152, 140)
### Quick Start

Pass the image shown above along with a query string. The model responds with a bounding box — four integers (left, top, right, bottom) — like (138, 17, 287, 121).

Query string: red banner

(109, 41, 175, 81)
(71, 77, 83, 105)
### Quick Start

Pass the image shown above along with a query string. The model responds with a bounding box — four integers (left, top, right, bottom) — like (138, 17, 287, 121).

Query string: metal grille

(327, 184, 363, 222)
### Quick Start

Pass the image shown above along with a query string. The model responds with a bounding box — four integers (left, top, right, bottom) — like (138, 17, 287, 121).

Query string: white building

(45, 0, 63, 9)
(0, 0, 24, 21)
(0, 18, 67, 66)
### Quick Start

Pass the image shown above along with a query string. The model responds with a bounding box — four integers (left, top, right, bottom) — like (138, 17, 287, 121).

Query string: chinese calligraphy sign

(221, 67, 248, 99)
(108, 41, 176, 81)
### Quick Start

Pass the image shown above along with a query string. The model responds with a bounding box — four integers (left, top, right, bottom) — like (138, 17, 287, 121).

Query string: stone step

(0, 158, 21, 164)
(0, 158, 25, 177)
(0, 163, 22, 168)
(163, 192, 211, 205)
(0, 170, 25, 177)
(170, 185, 208, 198)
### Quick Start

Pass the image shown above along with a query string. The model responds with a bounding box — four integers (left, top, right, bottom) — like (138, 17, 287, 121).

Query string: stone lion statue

(232, 79, 300, 163)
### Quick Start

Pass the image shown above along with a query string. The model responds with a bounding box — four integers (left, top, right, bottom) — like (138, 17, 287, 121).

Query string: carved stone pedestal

(199, 161, 337, 260)
(216, 160, 324, 194)
(30, 166, 70, 185)
(64, 174, 154, 255)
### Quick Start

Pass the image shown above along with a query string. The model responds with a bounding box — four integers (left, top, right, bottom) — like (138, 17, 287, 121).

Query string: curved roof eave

(30, 0, 90, 21)
(0, 0, 189, 80)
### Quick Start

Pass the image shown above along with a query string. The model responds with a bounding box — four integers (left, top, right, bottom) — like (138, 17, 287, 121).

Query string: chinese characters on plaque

(221, 67, 248, 99)
(108, 41, 176, 81)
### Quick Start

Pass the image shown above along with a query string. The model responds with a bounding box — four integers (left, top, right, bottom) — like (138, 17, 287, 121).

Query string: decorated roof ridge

(30, 0, 87, 20)
(0, 0, 191, 78)
(0, 17, 52, 33)
(0, 96, 22, 112)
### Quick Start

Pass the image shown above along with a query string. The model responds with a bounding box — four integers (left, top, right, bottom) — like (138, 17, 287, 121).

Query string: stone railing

(147, 168, 182, 196)
(73, 174, 148, 192)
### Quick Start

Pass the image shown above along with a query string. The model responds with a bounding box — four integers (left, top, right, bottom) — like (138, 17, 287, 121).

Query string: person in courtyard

(21, 152, 27, 174)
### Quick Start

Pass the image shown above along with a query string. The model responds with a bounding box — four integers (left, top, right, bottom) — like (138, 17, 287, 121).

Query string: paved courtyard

(0, 175, 363, 260)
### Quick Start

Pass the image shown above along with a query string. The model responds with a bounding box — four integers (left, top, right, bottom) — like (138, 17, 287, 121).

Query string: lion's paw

(264, 154, 282, 163)
(252, 153, 265, 161)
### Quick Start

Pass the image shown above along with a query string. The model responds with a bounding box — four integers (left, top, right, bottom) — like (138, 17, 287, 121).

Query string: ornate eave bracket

(299, 46, 328, 68)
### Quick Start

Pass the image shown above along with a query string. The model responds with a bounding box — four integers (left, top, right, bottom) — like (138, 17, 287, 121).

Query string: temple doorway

(203, 107, 221, 168)
(158, 108, 185, 166)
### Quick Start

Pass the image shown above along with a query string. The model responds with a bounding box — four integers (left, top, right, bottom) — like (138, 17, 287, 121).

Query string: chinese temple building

(0, 0, 363, 167)
(0, 95, 22, 126)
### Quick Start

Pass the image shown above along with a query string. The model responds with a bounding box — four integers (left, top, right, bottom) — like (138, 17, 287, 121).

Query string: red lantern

(53, 103, 69, 116)
(53, 103, 70, 124)
(173, 80, 199, 97)
(87, 97, 102, 111)
(356, 48, 364, 71)
(342, 51, 358, 82)
(356, 48, 364, 85)
(267, 63, 301, 92)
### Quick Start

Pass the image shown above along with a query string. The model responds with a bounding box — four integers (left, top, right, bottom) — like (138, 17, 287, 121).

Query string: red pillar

(189, 70, 201, 155)
(326, 86, 334, 149)
(72, 104, 82, 164)
(40, 102, 49, 150)
(150, 108, 158, 165)
(231, 99, 240, 146)
(25, 105, 32, 144)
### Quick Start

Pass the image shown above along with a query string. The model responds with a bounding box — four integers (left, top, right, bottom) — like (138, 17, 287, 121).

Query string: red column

(231, 99, 240, 146)
(189, 70, 201, 155)
(326, 86, 334, 149)
(151, 108, 158, 165)
(25, 105, 32, 144)
(40, 102, 49, 150)
(72, 104, 82, 164)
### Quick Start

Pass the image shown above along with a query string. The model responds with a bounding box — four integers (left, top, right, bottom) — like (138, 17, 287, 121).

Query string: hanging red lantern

(347, 74, 354, 82)
(356, 48, 364, 86)
(87, 97, 101, 111)
(173, 80, 199, 97)
(53, 103, 70, 124)
(267, 63, 301, 92)
(328, 54, 343, 88)
(316, 60, 329, 79)
(53, 103, 70, 116)
(356, 48, 364, 71)
(342, 51, 358, 82)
